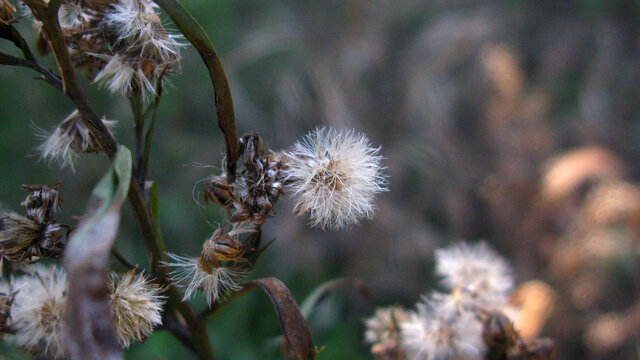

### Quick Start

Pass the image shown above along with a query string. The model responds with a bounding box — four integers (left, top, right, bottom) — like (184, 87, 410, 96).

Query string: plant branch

(140, 79, 164, 182)
(127, 182, 216, 360)
(0, 25, 63, 91)
(12, 3, 217, 359)
(152, 0, 239, 182)
(129, 94, 145, 185)
(22, 0, 117, 158)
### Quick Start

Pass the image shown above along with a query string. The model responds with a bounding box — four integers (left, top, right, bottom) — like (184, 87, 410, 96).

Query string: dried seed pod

(201, 229, 249, 268)
(37, 110, 117, 171)
(237, 132, 286, 216)
(0, 213, 65, 264)
(202, 176, 237, 209)
(20, 182, 62, 224)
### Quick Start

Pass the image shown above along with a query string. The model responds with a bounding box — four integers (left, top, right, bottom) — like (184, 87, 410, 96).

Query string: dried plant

(0, 1, 391, 358)
(365, 242, 555, 360)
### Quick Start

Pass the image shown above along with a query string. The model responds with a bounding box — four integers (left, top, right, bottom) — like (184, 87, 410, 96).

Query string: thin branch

(22, 0, 117, 158)
(129, 94, 145, 185)
(152, 0, 239, 182)
(127, 182, 216, 360)
(0, 25, 63, 90)
(140, 80, 164, 182)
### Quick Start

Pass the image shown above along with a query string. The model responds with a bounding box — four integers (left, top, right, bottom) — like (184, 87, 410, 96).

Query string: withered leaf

(249, 278, 316, 360)
(63, 146, 132, 360)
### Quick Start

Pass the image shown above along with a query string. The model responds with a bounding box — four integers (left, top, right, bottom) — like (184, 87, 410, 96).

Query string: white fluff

(283, 127, 387, 230)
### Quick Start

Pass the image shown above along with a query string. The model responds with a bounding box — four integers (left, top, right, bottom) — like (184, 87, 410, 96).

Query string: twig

(22, 0, 117, 158)
(129, 94, 145, 186)
(0, 25, 63, 91)
(140, 79, 164, 182)
(152, 0, 240, 182)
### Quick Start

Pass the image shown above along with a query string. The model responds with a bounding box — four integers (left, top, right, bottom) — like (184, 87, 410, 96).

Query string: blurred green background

(2, 0, 640, 359)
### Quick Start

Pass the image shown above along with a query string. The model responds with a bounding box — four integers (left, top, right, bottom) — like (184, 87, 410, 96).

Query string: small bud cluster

(166, 132, 287, 307)
(365, 242, 555, 360)
(282, 127, 387, 230)
(33, 0, 182, 99)
(0, 183, 67, 264)
(36, 110, 117, 171)
(0, 266, 164, 357)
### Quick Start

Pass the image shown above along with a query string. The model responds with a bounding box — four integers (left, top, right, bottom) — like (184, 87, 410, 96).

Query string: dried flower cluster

(165, 223, 253, 306)
(0, 183, 67, 264)
(9, 266, 68, 359)
(168, 129, 387, 306)
(34, 0, 182, 98)
(109, 270, 165, 347)
(36, 110, 117, 171)
(0, 266, 163, 357)
(282, 127, 387, 230)
(365, 242, 555, 360)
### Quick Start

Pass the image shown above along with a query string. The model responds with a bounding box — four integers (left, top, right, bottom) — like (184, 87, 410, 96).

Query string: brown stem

(127, 182, 216, 360)
(0, 24, 63, 90)
(23, 0, 117, 158)
(152, 0, 239, 182)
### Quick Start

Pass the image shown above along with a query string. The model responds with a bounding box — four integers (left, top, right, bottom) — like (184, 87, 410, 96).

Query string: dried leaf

(63, 146, 132, 360)
(249, 278, 315, 360)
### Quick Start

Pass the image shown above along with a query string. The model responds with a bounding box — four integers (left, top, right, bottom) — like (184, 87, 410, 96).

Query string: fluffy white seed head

(35, 110, 117, 172)
(283, 127, 387, 230)
(92, 54, 139, 96)
(97, 0, 182, 99)
(9, 266, 68, 359)
(435, 242, 513, 309)
(164, 253, 245, 307)
(400, 301, 485, 360)
(109, 270, 165, 348)
(364, 306, 410, 345)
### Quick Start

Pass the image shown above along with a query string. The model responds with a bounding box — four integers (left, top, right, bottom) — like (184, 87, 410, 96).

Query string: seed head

(283, 127, 387, 230)
(365, 306, 410, 345)
(109, 270, 165, 348)
(164, 253, 245, 307)
(9, 266, 68, 359)
(435, 242, 513, 309)
(36, 110, 117, 171)
(400, 301, 485, 360)
(21, 183, 62, 224)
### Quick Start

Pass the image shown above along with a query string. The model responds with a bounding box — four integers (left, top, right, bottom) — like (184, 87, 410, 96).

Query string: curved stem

(152, 0, 239, 182)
